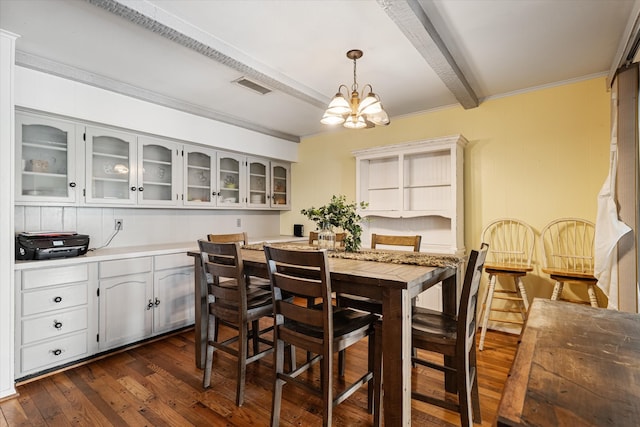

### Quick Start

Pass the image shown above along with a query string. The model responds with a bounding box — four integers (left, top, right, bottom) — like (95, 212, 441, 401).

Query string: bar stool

(478, 219, 535, 351)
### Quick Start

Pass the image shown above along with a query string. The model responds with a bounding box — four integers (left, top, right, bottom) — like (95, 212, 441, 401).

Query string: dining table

(497, 298, 640, 426)
(188, 243, 464, 426)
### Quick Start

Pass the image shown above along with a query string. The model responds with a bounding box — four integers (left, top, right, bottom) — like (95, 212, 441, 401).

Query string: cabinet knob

(147, 299, 154, 310)
(51, 349, 63, 356)
(138, 187, 144, 192)
(131, 186, 137, 191)
(53, 296, 62, 303)
(69, 182, 76, 188)
(154, 297, 160, 307)
(212, 191, 217, 196)
(53, 320, 63, 329)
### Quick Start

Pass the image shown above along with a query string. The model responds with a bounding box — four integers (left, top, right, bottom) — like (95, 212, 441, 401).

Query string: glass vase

(317, 224, 336, 251)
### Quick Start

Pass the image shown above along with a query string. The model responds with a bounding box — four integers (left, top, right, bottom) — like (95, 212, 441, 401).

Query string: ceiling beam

(378, 0, 479, 109)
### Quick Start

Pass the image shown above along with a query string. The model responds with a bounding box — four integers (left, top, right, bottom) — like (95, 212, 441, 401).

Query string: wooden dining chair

(540, 218, 600, 307)
(264, 245, 377, 427)
(336, 234, 422, 373)
(373, 243, 488, 427)
(207, 231, 249, 245)
(198, 239, 274, 406)
(478, 219, 535, 350)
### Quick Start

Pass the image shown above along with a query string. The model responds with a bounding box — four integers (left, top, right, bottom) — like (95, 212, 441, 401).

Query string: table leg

(382, 287, 412, 427)
(193, 255, 207, 369)
(442, 271, 457, 393)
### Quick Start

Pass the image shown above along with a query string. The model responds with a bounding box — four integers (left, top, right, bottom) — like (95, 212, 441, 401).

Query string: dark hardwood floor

(1, 325, 518, 426)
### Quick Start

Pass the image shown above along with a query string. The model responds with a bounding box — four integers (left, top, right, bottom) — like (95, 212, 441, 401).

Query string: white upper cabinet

(85, 126, 137, 205)
(85, 127, 179, 206)
(137, 137, 180, 206)
(183, 145, 216, 207)
(217, 152, 245, 208)
(247, 157, 270, 208)
(15, 112, 80, 205)
(355, 135, 467, 255)
(270, 161, 290, 209)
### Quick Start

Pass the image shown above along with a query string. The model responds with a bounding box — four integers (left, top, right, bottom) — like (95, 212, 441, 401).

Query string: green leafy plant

(301, 195, 368, 252)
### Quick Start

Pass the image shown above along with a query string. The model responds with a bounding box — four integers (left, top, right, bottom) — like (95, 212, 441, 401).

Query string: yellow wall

(281, 76, 611, 312)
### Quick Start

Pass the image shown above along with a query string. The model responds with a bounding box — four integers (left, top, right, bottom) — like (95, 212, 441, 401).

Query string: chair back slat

(371, 233, 422, 252)
(481, 219, 534, 267)
(541, 218, 595, 273)
(277, 300, 325, 328)
(208, 232, 249, 245)
(458, 243, 489, 353)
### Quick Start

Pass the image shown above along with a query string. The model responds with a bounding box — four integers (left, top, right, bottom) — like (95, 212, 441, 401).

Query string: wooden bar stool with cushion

(373, 243, 488, 427)
(198, 239, 275, 406)
(478, 219, 535, 351)
(264, 245, 377, 427)
(540, 218, 600, 307)
(336, 234, 422, 373)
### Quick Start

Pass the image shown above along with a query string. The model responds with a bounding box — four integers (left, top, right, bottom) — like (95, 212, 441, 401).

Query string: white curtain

(594, 91, 632, 310)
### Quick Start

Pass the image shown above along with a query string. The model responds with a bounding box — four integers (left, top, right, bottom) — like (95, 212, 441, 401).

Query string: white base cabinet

(153, 253, 195, 334)
(15, 263, 98, 378)
(15, 248, 196, 380)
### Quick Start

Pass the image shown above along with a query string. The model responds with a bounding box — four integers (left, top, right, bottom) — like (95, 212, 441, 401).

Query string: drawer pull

(53, 296, 62, 303)
(53, 320, 63, 330)
(154, 297, 161, 307)
(147, 299, 154, 310)
(51, 349, 63, 356)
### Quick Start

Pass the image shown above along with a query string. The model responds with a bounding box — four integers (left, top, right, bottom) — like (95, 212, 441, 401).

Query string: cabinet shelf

(93, 152, 128, 160)
(143, 159, 172, 166)
(93, 177, 129, 183)
(22, 171, 67, 178)
(143, 181, 172, 187)
(23, 142, 67, 152)
(188, 165, 209, 171)
(220, 169, 239, 174)
(188, 185, 210, 190)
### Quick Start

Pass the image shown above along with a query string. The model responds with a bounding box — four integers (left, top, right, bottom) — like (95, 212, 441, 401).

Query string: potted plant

(301, 195, 368, 252)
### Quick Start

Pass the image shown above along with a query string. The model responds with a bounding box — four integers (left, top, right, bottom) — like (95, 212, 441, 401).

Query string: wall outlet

(114, 219, 124, 230)
(236, 218, 241, 227)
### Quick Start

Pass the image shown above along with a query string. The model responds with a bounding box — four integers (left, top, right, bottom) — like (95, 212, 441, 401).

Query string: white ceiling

(0, 0, 636, 142)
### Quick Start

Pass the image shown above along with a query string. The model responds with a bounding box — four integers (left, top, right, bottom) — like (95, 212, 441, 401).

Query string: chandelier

(320, 49, 390, 129)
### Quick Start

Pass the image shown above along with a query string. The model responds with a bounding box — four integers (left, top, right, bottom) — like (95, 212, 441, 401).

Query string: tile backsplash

(14, 206, 281, 249)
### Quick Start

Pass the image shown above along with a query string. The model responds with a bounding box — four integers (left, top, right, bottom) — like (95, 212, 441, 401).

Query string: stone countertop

(15, 235, 305, 270)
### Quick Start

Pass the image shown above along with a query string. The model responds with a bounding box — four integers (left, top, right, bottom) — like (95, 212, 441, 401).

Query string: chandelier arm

(361, 83, 373, 98)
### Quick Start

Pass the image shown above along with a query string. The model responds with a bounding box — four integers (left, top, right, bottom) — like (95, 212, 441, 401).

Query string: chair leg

(203, 314, 215, 388)
(458, 350, 473, 427)
(270, 340, 285, 427)
(251, 320, 260, 355)
(338, 350, 345, 377)
(587, 284, 599, 307)
(236, 323, 248, 406)
(470, 341, 481, 423)
(479, 274, 496, 351)
(373, 322, 383, 427)
(367, 328, 375, 414)
(515, 277, 529, 321)
(551, 281, 563, 300)
(321, 346, 333, 427)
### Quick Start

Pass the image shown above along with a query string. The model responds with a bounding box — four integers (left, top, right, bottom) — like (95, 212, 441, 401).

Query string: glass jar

(317, 224, 336, 251)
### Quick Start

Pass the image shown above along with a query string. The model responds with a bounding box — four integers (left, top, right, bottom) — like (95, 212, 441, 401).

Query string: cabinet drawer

(100, 257, 152, 279)
(22, 264, 89, 290)
(155, 253, 191, 270)
(22, 307, 88, 345)
(22, 283, 88, 316)
(21, 331, 88, 374)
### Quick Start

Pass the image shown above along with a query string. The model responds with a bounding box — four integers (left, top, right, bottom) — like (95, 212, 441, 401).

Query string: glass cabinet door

(217, 152, 245, 207)
(247, 157, 270, 208)
(15, 113, 77, 203)
(85, 127, 136, 205)
(271, 161, 290, 208)
(184, 146, 216, 207)
(137, 137, 178, 206)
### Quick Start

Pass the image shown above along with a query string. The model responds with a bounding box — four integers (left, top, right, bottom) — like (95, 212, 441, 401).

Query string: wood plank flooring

(1, 326, 518, 426)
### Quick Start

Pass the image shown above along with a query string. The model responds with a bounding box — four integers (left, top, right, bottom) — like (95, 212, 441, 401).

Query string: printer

(15, 231, 90, 260)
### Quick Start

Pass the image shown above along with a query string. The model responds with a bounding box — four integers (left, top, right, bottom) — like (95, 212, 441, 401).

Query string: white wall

(14, 206, 281, 248)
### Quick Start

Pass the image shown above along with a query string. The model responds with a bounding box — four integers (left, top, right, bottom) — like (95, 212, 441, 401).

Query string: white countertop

(15, 235, 306, 270)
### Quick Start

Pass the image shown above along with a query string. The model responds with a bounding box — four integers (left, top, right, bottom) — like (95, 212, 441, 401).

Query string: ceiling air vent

(233, 77, 272, 95)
